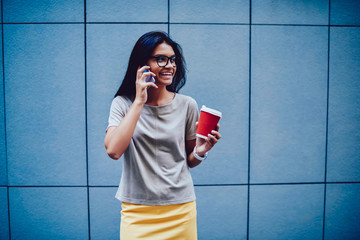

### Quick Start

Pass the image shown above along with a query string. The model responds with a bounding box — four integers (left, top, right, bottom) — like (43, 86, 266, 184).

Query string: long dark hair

(114, 31, 186, 98)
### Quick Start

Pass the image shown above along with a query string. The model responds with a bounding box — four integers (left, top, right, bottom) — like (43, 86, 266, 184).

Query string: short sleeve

(185, 97, 199, 140)
(107, 96, 129, 131)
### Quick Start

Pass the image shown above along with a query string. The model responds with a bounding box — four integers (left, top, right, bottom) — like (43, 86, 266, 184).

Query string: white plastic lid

(200, 105, 222, 118)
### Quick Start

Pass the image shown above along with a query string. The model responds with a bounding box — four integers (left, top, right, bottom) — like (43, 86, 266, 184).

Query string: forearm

(186, 139, 207, 168)
(105, 100, 144, 159)
(187, 151, 202, 168)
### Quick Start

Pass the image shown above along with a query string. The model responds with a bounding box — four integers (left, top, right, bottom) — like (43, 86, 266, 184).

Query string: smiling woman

(104, 31, 221, 240)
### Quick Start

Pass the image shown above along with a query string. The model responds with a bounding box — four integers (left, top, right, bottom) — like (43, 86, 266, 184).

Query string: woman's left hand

(195, 123, 221, 156)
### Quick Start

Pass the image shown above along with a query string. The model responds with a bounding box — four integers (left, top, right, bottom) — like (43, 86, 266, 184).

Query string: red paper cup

(196, 105, 222, 139)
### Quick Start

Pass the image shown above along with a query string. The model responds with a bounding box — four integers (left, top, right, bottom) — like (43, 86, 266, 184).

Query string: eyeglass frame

(150, 55, 177, 67)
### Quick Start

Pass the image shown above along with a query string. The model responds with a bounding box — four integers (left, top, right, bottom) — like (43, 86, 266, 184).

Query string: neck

(146, 86, 175, 106)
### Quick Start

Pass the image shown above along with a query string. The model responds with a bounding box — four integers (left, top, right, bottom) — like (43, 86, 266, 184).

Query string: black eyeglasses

(150, 55, 176, 67)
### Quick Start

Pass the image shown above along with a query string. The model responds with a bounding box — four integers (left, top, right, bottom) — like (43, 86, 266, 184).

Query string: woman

(104, 31, 221, 239)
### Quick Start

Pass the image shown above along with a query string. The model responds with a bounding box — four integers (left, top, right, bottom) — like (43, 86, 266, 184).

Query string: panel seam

(84, 1, 91, 239)
(247, 1, 252, 240)
(1, 0, 11, 238)
(322, 1, 331, 239)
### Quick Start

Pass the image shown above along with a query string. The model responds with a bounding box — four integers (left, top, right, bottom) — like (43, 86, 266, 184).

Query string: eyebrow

(153, 54, 176, 58)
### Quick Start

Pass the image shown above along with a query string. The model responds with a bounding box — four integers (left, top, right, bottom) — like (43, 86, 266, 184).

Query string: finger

(195, 121, 198, 128)
(142, 71, 156, 80)
(137, 66, 146, 80)
(140, 73, 156, 87)
(138, 65, 150, 72)
(137, 66, 142, 80)
(137, 66, 151, 80)
(207, 134, 218, 145)
(211, 130, 221, 140)
(146, 82, 158, 89)
(215, 123, 220, 131)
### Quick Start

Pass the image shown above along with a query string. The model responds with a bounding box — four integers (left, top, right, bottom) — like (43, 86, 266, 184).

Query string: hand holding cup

(195, 106, 222, 155)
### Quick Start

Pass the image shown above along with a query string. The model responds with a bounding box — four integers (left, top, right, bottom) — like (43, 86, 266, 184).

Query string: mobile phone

(144, 65, 155, 83)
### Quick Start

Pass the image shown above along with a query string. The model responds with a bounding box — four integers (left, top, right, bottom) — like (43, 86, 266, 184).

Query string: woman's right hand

(135, 66, 157, 104)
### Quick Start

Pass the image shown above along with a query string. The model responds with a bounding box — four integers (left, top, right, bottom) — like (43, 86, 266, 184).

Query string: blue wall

(1, 0, 359, 239)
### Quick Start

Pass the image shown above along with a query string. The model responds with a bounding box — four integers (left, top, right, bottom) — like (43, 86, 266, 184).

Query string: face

(147, 43, 176, 86)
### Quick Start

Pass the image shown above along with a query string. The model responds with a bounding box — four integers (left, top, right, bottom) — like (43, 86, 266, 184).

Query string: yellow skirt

(120, 201, 197, 240)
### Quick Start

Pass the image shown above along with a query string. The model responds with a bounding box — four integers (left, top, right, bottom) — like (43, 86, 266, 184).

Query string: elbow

(105, 145, 122, 160)
(108, 153, 121, 160)
(104, 139, 121, 160)
(107, 150, 121, 160)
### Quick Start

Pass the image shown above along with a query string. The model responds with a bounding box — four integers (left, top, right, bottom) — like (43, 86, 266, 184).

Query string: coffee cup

(196, 105, 222, 139)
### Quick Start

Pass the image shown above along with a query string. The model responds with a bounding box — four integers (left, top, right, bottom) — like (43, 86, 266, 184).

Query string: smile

(159, 72, 173, 76)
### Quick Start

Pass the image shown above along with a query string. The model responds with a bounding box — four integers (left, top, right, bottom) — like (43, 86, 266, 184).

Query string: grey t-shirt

(107, 93, 199, 205)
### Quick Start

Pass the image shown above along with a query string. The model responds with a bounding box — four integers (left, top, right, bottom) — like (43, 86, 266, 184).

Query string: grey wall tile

(170, 0, 249, 23)
(330, 0, 360, 26)
(325, 184, 360, 239)
(196, 185, 248, 240)
(0, 187, 9, 240)
(0, 27, 6, 186)
(5, 25, 86, 186)
(328, 27, 360, 182)
(9, 187, 88, 239)
(89, 187, 121, 239)
(251, 26, 328, 183)
(3, 0, 84, 23)
(252, 0, 329, 25)
(87, 0, 168, 22)
(249, 184, 324, 239)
